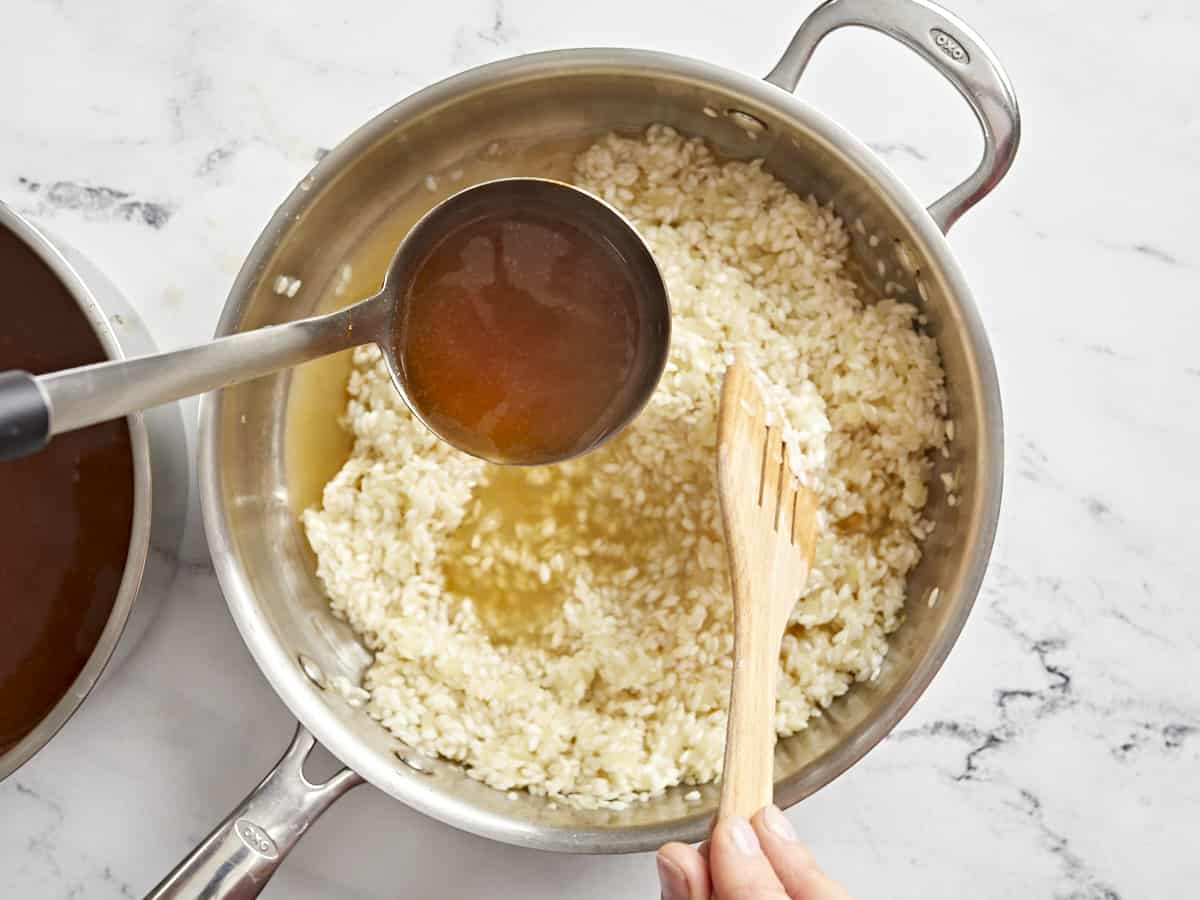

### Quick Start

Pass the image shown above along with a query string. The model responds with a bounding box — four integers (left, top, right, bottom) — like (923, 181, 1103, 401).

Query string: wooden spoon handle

(718, 578, 781, 821)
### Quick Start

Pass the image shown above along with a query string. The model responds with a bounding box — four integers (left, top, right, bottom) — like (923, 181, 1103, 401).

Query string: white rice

(303, 125, 948, 808)
(272, 274, 302, 298)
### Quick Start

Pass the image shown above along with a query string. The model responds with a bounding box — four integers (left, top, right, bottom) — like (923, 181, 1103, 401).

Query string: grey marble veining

(1, 0, 1197, 897)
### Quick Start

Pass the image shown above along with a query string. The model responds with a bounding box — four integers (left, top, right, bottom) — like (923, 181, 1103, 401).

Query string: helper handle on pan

(766, 0, 1020, 232)
(145, 725, 363, 900)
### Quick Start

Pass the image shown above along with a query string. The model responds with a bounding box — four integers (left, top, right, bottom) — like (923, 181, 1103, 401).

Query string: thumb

(710, 816, 790, 900)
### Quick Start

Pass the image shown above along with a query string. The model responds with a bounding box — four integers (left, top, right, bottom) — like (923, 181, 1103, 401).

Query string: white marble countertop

(2, 0, 1197, 897)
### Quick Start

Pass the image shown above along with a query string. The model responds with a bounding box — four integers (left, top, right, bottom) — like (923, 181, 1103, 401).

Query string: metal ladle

(0, 178, 671, 464)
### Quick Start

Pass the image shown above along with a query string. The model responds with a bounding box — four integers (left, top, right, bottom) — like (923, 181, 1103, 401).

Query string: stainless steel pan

(0, 205, 186, 783)
(153, 0, 1018, 894)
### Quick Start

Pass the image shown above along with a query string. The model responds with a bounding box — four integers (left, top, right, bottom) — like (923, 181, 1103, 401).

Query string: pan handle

(145, 724, 363, 899)
(765, 0, 1020, 232)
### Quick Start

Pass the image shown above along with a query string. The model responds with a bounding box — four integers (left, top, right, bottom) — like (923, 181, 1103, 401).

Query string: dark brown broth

(0, 225, 134, 753)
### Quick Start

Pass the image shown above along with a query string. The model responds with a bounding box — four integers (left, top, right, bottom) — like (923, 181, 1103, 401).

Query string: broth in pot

(0, 224, 135, 753)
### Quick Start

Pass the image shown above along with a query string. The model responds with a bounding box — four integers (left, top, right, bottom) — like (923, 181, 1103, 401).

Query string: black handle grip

(0, 371, 51, 461)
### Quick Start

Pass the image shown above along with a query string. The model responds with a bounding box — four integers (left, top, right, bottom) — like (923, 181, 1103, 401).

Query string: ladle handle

(0, 295, 386, 460)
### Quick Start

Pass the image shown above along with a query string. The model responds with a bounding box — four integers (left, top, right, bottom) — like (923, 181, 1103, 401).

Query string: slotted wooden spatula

(716, 350, 819, 821)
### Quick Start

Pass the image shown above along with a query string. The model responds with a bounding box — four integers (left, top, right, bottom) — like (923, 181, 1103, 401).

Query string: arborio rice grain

(302, 125, 948, 808)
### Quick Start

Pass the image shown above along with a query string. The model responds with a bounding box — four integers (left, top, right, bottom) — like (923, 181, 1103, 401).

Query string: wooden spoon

(716, 351, 819, 820)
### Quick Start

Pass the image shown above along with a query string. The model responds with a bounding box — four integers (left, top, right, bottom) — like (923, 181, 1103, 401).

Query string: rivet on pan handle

(144, 725, 363, 900)
(765, 0, 1021, 232)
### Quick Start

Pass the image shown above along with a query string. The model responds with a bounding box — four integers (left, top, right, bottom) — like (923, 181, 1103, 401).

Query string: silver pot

(157, 0, 1018, 894)
(0, 204, 187, 782)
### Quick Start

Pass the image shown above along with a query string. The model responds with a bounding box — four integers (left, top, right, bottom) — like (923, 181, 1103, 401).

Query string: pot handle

(144, 724, 363, 899)
(765, 0, 1020, 232)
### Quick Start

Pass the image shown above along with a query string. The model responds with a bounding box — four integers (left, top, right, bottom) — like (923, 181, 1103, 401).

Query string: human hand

(656, 806, 853, 899)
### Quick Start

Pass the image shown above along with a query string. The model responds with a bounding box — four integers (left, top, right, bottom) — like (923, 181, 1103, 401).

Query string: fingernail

(727, 816, 761, 857)
(764, 805, 797, 841)
(656, 854, 688, 900)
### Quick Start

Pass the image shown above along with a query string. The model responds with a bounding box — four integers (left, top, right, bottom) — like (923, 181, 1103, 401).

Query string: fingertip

(657, 841, 711, 899)
(657, 841, 695, 872)
(751, 806, 815, 866)
(710, 816, 788, 897)
(751, 807, 850, 899)
(756, 804, 797, 842)
(657, 852, 688, 900)
(717, 815, 762, 857)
